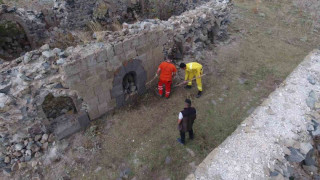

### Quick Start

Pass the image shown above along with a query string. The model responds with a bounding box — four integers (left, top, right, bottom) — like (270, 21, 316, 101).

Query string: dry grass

(110, 20, 123, 32)
(49, 31, 78, 50)
(74, 31, 93, 44)
(87, 21, 106, 42)
(93, 1, 110, 20)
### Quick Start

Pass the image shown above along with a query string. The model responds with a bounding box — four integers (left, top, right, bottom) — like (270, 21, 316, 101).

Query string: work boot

(185, 85, 192, 89)
(196, 91, 202, 98)
(177, 138, 185, 145)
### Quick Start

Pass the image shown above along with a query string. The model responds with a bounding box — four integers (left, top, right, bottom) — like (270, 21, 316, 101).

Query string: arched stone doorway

(0, 6, 47, 60)
(111, 59, 147, 108)
(0, 19, 32, 60)
(40, 93, 90, 140)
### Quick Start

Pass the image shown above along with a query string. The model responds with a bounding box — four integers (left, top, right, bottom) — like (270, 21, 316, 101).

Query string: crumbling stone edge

(186, 49, 320, 180)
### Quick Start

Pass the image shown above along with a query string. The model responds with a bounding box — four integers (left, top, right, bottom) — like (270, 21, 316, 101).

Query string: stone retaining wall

(0, 0, 231, 155)
(61, 30, 166, 119)
(60, 0, 232, 119)
(187, 49, 320, 180)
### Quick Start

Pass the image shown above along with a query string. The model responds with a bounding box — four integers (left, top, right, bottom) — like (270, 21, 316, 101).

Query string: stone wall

(187, 49, 320, 180)
(59, 0, 232, 119)
(61, 30, 166, 119)
(53, 0, 97, 29)
(0, 0, 231, 151)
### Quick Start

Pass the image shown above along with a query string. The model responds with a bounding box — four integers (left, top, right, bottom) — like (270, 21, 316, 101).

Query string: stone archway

(0, 6, 47, 60)
(111, 59, 147, 108)
(0, 19, 33, 60)
(39, 93, 90, 140)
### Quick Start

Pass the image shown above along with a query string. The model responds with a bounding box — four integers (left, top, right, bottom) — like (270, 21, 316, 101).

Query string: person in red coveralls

(156, 55, 177, 98)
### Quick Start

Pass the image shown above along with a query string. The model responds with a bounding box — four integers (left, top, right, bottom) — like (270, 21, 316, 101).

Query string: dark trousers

(180, 128, 194, 144)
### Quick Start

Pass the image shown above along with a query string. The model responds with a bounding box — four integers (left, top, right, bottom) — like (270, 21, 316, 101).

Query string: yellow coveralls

(185, 62, 203, 91)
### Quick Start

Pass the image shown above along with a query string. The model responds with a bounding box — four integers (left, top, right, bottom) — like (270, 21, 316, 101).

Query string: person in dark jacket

(177, 99, 196, 145)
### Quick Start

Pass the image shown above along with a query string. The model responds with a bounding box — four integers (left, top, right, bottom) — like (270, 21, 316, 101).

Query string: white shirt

(178, 112, 183, 120)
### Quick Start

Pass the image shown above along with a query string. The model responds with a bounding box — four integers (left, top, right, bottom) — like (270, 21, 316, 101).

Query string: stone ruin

(0, 0, 232, 169)
(0, 5, 47, 60)
(0, 0, 216, 61)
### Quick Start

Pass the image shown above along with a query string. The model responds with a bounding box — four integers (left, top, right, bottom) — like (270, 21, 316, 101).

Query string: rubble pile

(0, 133, 55, 175)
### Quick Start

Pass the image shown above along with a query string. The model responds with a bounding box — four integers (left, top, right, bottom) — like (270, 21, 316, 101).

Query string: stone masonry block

(111, 85, 124, 98)
(80, 60, 88, 71)
(142, 51, 155, 81)
(96, 49, 107, 63)
(131, 36, 139, 47)
(98, 90, 111, 104)
(136, 44, 150, 56)
(149, 31, 158, 42)
(113, 75, 123, 87)
(123, 38, 133, 52)
(72, 83, 88, 95)
(138, 33, 147, 47)
(83, 94, 98, 106)
(77, 112, 91, 128)
(63, 62, 81, 77)
(106, 55, 123, 72)
(136, 67, 147, 82)
(94, 62, 107, 75)
(113, 67, 126, 85)
(106, 44, 115, 60)
(55, 120, 82, 140)
(86, 53, 98, 67)
(94, 84, 104, 98)
(150, 40, 159, 49)
(152, 46, 164, 65)
(88, 105, 100, 120)
(98, 102, 109, 116)
(113, 42, 124, 56)
(117, 53, 127, 63)
(66, 74, 81, 88)
(158, 34, 168, 46)
(98, 72, 107, 82)
(85, 75, 100, 87)
(116, 94, 125, 108)
(79, 70, 95, 80)
(124, 59, 142, 73)
(125, 49, 137, 60)
(137, 53, 147, 64)
(101, 79, 113, 91)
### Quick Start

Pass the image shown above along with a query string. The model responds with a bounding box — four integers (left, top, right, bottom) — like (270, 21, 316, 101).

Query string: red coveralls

(158, 61, 177, 98)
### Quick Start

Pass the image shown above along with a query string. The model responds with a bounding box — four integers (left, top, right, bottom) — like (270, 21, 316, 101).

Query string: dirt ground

(10, 0, 320, 180)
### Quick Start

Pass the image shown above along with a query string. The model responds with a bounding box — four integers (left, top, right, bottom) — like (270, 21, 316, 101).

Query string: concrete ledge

(188, 49, 320, 180)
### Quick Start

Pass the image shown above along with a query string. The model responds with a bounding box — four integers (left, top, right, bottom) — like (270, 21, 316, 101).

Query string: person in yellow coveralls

(179, 62, 203, 98)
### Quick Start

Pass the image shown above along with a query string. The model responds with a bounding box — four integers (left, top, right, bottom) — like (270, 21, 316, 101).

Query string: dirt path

(40, 1, 320, 179)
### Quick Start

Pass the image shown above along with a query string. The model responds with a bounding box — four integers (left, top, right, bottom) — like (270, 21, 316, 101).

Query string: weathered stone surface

(306, 90, 317, 109)
(286, 148, 305, 163)
(300, 143, 313, 155)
